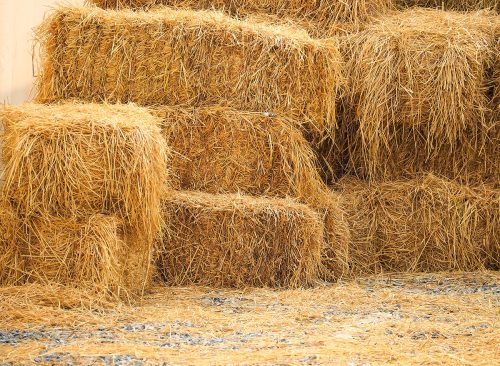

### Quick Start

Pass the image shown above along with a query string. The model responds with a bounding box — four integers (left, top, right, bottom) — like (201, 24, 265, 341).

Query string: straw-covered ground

(0, 272, 498, 365)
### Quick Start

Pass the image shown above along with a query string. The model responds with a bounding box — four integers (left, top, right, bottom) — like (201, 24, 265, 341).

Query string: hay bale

(341, 9, 499, 184)
(86, 0, 393, 37)
(395, 0, 499, 11)
(0, 103, 169, 242)
(159, 191, 324, 288)
(157, 106, 325, 200)
(36, 7, 342, 140)
(337, 174, 500, 276)
(17, 214, 153, 297)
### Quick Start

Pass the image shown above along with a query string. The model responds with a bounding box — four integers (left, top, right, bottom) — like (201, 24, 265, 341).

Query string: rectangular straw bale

(156, 106, 325, 200)
(340, 9, 499, 184)
(17, 214, 153, 297)
(0, 103, 169, 242)
(337, 174, 500, 276)
(36, 7, 342, 140)
(159, 191, 324, 288)
(0, 201, 23, 286)
(86, 0, 394, 37)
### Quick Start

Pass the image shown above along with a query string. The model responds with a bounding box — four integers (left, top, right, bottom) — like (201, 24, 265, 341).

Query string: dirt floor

(0, 272, 498, 365)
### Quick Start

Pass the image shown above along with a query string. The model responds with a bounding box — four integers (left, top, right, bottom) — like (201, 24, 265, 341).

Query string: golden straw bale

(395, 0, 499, 11)
(35, 7, 342, 140)
(336, 174, 500, 276)
(16, 214, 153, 298)
(156, 106, 325, 200)
(159, 191, 324, 288)
(0, 103, 169, 242)
(341, 9, 499, 184)
(0, 201, 23, 286)
(86, 0, 393, 37)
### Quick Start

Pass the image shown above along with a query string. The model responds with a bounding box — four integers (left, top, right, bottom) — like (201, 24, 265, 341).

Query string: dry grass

(336, 174, 499, 277)
(156, 106, 325, 200)
(86, 0, 393, 37)
(0, 272, 498, 365)
(0, 103, 169, 243)
(159, 191, 324, 288)
(395, 0, 499, 11)
(340, 9, 499, 184)
(36, 6, 342, 141)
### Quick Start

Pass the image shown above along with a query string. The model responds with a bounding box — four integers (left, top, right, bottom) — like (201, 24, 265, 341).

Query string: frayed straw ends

(159, 191, 324, 288)
(341, 10, 499, 184)
(86, 0, 393, 37)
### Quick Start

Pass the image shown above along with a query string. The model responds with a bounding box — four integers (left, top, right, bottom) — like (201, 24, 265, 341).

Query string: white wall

(0, 0, 84, 105)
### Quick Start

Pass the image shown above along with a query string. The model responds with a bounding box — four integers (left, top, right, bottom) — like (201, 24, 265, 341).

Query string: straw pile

(36, 7, 342, 141)
(341, 9, 499, 184)
(337, 174, 500, 276)
(157, 106, 325, 199)
(1, 103, 168, 242)
(86, 0, 393, 37)
(395, 0, 499, 11)
(159, 191, 324, 288)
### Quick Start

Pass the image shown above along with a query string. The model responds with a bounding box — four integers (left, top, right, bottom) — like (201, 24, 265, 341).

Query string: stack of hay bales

(31, 4, 354, 287)
(3, 0, 498, 292)
(0, 103, 169, 297)
(331, 8, 500, 276)
(36, 6, 342, 143)
(86, 0, 394, 36)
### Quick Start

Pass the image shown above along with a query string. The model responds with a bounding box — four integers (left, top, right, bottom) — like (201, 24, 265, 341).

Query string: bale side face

(341, 9, 499, 184)
(337, 174, 500, 276)
(36, 7, 342, 140)
(157, 106, 325, 200)
(160, 191, 324, 288)
(86, 0, 393, 36)
(17, 214, 153, 297)
(1, 103, 169, 243)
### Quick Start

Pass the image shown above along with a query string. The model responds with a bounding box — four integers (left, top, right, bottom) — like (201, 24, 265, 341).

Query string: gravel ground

(0, 272, 498, 365)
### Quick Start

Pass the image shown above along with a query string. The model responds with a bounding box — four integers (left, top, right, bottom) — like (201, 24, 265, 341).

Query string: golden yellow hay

(159, 191, 324, 288)
(0, 103, 169, 243)
(340, 9, 499, 184)
(336, 174, 500, 276)
(0, 201, 23, 287)
(15, 214, 152, 298)
(86, 0, 393, 37)
(35, 7, 342, 141)
(315, 192, 351, 280)
(156, 106, 325, 200)
(395, 0, 499, 11)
